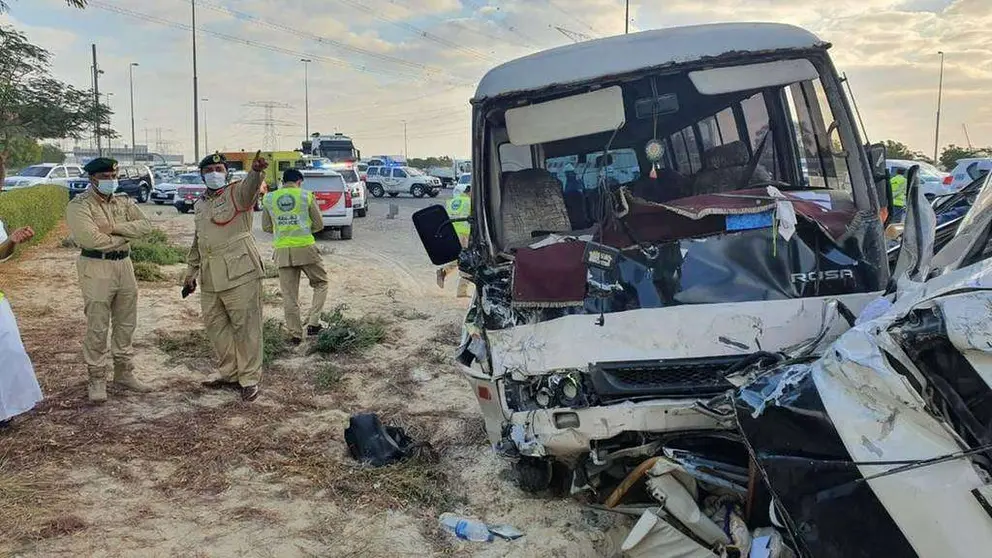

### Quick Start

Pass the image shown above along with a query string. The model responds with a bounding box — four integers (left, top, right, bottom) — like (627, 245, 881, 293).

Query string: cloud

(4, 0, 991, 160)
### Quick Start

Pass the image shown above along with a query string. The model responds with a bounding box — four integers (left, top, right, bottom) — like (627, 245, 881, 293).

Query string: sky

(2, 0, 989, 162)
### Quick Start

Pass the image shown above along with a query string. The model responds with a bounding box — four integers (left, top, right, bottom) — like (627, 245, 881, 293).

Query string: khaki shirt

(187, 171, 266, 293)
(261, 190, 324, 268)
(66, 189, 152, 252)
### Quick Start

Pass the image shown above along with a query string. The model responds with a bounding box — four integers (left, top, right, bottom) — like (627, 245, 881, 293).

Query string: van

(415, 22, 894, 490)
(300, 169, 353, 239)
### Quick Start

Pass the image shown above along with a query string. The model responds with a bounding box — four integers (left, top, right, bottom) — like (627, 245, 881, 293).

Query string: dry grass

(0, 451, 76, 543)
(394, 307, 430, 321)
(262, 288, 283, 305)
(156, 328, 213, 359)
(312, 363, 344, 392)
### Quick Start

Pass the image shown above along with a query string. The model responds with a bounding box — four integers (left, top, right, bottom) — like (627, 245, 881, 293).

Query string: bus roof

(473, 22, 827, 101)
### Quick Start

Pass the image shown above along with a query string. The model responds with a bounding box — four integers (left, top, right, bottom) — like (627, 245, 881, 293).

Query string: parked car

(887, 159, 951, 198)
(173, 182, 205, 213)
(335, 167, 367, 218)
(365, 165, 441, 198)
(68, 165, 155, 202)
(301, 168, 353, 239)
(152, 172, 201, 205)
(947, 157, 992, 192)
(453, 172, 471, 197)
(3, 163, 83, 191)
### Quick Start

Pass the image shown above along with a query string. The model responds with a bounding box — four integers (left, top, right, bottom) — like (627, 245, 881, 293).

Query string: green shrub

(133, 261, 165, 282)
(130, 230, 186, 266)
(0, 184, 68, 255)
(312, 305, 387, 354)
(262, 317, 290, 367)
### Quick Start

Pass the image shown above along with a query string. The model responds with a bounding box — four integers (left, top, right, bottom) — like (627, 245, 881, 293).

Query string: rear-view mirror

(413, 204, 462, 265)
(867, 142, 893, 224)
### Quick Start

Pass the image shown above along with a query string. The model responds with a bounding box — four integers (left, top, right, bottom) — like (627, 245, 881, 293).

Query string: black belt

(80, 249, 130, 260)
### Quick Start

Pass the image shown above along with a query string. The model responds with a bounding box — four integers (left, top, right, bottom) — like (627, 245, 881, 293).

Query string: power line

(87, 0, 452, 83)
(330, 0, 499, 63)
(546, 0, 603, 36)
(460, 0, 546, 47)
(174, 0, 458, 81)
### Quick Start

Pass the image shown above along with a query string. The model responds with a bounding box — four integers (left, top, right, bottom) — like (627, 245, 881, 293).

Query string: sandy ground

(0, 195, 629, 557)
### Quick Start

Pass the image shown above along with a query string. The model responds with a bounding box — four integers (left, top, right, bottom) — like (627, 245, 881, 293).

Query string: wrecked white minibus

(417, 20, 891, 470)
(410, 23, 982, 554)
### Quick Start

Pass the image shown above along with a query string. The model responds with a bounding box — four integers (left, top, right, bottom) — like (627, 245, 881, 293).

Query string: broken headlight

(504, 372, 591, 411)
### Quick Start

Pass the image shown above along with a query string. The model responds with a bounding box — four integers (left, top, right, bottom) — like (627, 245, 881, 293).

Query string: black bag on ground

(344, 413, 414, 467)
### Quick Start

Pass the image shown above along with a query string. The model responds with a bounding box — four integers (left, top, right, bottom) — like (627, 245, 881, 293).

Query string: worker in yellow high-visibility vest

(436, 184, 472, 297)
(0, 219, 42, 427)
(890, 167, 908, 222)
(262, 169, 329, 345)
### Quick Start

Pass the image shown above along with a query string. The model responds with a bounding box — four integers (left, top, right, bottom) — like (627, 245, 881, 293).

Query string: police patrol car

(300, 168, 354, 240)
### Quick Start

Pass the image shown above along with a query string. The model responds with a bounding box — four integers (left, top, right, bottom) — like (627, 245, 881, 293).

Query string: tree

(5, 136, 40, 169)
(40, 143, 65, 164)
(880, 140, 934, 164)
(939, 144, 992, 171)
(882, 140, 916, 160)
(0, 25, 114, 183)
(407, 156, 453, 169)
(0, 0, 86, 11)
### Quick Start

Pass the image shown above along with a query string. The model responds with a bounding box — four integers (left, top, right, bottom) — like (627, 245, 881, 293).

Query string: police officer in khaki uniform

(261, 169, 328, 344)
(183, 152, 269, 402)
(66, 157, 153, 403)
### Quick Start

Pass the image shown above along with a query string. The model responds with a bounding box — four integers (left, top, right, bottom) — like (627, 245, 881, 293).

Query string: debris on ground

(344, 413, 416, 467)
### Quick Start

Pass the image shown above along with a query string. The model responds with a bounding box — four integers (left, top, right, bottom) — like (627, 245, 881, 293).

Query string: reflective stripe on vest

(890, 175, 907, 208)
(263, 188, 315, 248)
(446, 194, 471, 239)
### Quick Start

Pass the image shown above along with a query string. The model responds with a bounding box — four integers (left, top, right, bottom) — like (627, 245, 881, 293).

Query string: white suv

(364, 166, 441, 198)
(3, 163, 84, 191)
(947, 157, 992, 192)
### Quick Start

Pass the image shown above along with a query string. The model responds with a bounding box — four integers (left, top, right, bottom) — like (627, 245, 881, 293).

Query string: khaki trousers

(278, 263, 329, 338)
(77, 257, 138, 379)
(200, 279, 263, 387)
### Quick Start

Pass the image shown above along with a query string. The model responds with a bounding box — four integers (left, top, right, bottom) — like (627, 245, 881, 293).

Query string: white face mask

(96, 179, 119, 195)
(203, 172, 227, 189)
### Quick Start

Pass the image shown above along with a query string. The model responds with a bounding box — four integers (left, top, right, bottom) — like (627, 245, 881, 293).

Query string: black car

(67, 165, 155, 203)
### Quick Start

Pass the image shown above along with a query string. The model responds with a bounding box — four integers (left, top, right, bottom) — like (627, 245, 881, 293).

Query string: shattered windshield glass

(479, 58, 881, 328)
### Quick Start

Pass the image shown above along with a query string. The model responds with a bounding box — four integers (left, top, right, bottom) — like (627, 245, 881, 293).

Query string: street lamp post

(301, 59, 311, 139)
(103, 93, 114, 153)
(625, 0, 629, 34)
(402, 120, 408, 158)
(129, 62, 139, 164)
(202, 98, 209, 154)
(933, 51, 945, 164)
(192, 0, 200, 162)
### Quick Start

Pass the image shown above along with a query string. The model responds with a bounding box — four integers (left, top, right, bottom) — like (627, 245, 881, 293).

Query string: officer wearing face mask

(65, 157, 153, 403)
(183, 151, 269, 402)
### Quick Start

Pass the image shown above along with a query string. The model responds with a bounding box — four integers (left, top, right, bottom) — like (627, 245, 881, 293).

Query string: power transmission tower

(554, 25, 592, 43)
(243, 101, 296, 151)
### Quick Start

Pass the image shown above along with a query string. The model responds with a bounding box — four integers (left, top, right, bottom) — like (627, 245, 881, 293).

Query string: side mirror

(867, 142, 893, 225)
(890, 165, 936, 287)
(413, 204, 462, 265)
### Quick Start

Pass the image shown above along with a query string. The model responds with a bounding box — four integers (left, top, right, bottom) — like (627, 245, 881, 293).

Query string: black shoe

(202, 379, 240, 390)
(307, 325, 323, 336)
(241, 385, 260, 402)
(290, 336, 303, 346)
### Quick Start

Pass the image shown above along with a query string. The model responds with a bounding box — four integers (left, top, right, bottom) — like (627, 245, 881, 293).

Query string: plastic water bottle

(439, 512, 493, 542)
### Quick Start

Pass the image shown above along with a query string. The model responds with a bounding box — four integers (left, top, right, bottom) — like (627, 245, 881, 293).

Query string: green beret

(198, 152, 227, 169)
(83, 157, 118, 174)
